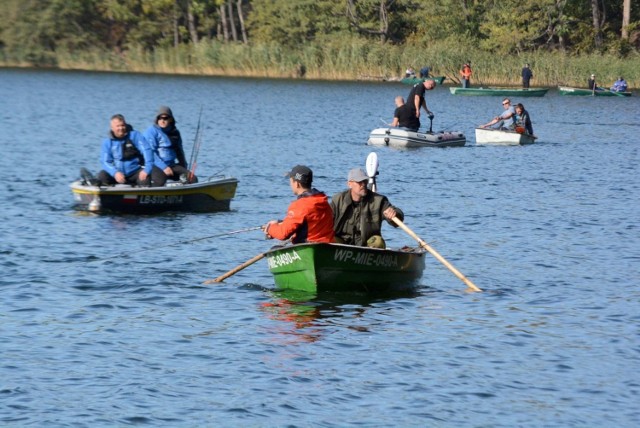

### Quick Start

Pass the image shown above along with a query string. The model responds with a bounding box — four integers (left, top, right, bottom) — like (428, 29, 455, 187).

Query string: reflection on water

(261, 288, 422, 344)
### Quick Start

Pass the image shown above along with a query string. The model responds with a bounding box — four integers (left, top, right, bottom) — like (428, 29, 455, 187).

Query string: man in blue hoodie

(96, 114, 160, 187)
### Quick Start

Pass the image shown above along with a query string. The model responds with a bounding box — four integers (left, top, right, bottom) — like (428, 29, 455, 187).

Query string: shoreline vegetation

(2, 41, 639, 88)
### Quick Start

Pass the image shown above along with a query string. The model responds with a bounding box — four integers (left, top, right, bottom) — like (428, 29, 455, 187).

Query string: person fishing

(263, 165, 334, 244)
(144, 106, 195, 185)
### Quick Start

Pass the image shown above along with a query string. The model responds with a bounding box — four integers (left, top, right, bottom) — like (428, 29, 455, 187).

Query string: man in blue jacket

(96, 114, 160, 187)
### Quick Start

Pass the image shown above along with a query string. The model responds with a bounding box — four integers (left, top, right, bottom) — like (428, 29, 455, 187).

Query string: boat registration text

(334, 249, 398, 267)
(268, 251, 302, 269)
(135, 195, 184, 205)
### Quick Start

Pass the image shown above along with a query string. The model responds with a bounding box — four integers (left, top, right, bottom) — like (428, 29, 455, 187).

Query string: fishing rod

(188, 106, 204, 182)
(90, 226, 262, 263)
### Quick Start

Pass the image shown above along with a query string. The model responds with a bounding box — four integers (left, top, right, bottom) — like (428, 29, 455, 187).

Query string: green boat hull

(265, 243, 426, 293)
(449, 87, 549, 97)
(558, 86, 632, 97)
(401, 76, 446, 85)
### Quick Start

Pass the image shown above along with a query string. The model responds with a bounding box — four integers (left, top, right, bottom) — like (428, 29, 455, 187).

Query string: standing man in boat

(480, 98, 516, 130)
(460, 61, 472, 88)
(263, 165, 334, 244)
(144, 106, 195, 186)
(330, 168, 404, 249)
(407, 79, 436, 131)
(521, 64, 533, 88)
(96, 114, 163, 187)
(391, 96, 420, 131)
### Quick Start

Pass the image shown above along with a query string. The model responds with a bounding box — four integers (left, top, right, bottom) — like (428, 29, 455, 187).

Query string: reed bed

(3, 40, 639, 88)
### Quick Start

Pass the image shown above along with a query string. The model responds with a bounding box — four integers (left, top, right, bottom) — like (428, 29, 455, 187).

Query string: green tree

(0, 0, 106, 63)
(246, 0, 348, 46)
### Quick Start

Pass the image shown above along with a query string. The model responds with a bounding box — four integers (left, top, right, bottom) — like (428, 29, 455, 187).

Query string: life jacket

(122, 138, 143, 163)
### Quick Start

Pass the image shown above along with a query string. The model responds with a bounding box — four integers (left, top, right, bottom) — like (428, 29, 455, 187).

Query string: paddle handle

(392, 217, 481, 292)
(204, 253, 265, 284)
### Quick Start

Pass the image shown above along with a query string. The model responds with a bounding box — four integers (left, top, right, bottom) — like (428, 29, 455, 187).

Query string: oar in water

(204, 252, 265, 284)
(391, 217, 481, 292)
(364, 150, 481, 292)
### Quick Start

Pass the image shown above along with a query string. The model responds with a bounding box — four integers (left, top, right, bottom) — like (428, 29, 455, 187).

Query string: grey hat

(156, 106, 175, 122)
(285, 165, 313, 186)
(348, 168, 369, 182)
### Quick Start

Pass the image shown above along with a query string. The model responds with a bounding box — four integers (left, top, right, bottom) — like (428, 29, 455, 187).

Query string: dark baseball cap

(285, 165, 312, 186)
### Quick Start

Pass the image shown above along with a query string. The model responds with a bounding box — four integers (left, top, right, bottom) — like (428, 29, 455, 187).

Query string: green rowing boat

(558, 86, 632, 97)
(401, 76, 446, 85)
(265, 242, 426, 293)
(449, 87, 549, 97)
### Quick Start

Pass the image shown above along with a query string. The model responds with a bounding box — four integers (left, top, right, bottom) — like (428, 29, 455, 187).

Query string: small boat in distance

(70, 174, 238, 214)
(475, 128, 537, 146)
(558, 86, 632, 97)
(450, 87, 549, 97)
(368, 127, 466, 148)
(401, 76, 446, 85)
(265, 242, 426, 293)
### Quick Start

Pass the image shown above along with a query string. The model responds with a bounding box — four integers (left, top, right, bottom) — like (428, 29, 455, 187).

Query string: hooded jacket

(144, 125, 186, 170)
(266, 189, 335, 244)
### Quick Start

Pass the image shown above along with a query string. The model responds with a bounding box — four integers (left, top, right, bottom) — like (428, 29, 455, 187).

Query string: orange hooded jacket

(266, 190, 334, 244)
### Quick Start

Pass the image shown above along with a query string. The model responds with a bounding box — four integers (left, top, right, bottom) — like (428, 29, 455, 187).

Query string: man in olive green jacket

(330, 168, 404, 248)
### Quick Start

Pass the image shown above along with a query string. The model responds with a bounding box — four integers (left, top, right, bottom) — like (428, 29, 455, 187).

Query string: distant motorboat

(70, 174, 238, 214)
(368, 127, 466, 148)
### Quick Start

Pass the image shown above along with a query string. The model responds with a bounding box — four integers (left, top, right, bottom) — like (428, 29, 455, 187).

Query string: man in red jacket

(263, 165, 334, 244)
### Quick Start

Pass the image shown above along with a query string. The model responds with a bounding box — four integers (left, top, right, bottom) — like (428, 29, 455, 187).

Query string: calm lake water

(1, 68, 639, 427)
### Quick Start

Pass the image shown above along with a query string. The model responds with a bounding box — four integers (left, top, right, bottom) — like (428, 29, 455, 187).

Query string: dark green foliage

(0, 0, 638, 67)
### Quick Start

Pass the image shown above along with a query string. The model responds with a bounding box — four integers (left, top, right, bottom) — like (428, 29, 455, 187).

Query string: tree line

(1, 0, 638, 76)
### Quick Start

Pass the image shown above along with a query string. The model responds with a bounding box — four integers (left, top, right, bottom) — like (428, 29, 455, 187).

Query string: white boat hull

(475, 128, 536, 146)
(368, 127, 466, 148)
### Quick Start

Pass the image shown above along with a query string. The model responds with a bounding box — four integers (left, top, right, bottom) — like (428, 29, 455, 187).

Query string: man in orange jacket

(460, 61, 472, 88)
(263, 165, 335, 244)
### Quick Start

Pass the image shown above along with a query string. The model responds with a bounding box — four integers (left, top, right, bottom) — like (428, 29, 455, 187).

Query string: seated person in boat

(588, 74, 604, 91)
(419, 66, 430, 78)
(144, 106, 196, 186)
(610, 77, 628, 92)
(405, 66, 416, 78)
(514, 103, 534, 135)
(263, 165, 334, 244)
(480, 98, 516, 130)
(96, 114, 165, 187)
(391, 96, 420, 131)
(330, 168, 403, 249)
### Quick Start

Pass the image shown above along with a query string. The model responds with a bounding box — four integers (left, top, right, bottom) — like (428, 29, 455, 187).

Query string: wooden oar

(391, 217, 482, 292)
(203, 253, 265, 284)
